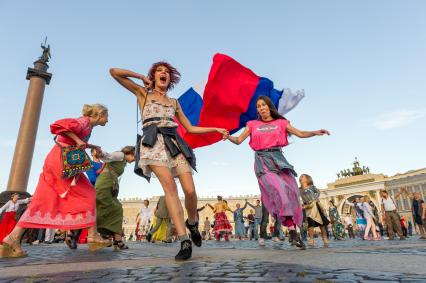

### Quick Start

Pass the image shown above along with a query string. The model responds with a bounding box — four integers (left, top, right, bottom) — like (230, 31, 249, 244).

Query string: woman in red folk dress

(0, 104, 110, 258)
(0, 194, 31, 244)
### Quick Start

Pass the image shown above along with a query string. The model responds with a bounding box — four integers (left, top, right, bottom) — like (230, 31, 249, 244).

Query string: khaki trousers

(385, 211, 403, 239)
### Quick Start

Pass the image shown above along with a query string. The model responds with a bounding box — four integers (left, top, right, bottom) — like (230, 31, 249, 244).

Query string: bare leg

(419, 225, 425, 238)
(320, 226, 329, 247)
(319, 226, 327, 239)
(177, 172, 197, 222)
(150, 165, 186, 237)
(3, 226, 26, 253)
(308, 227, 314, 239)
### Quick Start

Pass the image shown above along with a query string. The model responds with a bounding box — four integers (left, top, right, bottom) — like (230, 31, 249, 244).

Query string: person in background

(203, 217, 211, 240)
(146, 196, 172, 243)
(402, 187, 426, 240)
(233, 202, 248, 240)
(207, 197, 233, 241)
(344, 214, 355, 239)
(328, 200, 346, 240)
(0, 194, 31, 245)
(246, 200, 262, 242)
(361, 195, 380, 241)
(346, 197, 367, 239)
(380, 189, 405, 240)
(299, 174, 329, 248)
(136, 199, 153, 237)
(407, 221, 413, 237)
(86, 148, 103, 186)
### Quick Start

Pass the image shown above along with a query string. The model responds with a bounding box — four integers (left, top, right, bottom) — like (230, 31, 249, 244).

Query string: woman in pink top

(227, 96, 329, 249)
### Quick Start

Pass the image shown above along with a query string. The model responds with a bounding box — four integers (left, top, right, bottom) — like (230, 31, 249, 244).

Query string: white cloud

(372, 109, 426, 130)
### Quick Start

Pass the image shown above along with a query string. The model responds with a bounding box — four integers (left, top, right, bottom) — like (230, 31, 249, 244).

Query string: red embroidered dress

(18, 117, 96, 230)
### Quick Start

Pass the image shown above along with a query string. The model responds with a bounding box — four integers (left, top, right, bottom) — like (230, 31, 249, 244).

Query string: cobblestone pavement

(1, 237, 426, 282)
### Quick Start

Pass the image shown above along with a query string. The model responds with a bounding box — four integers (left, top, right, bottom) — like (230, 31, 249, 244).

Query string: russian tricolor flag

(177, 53, 305, 149)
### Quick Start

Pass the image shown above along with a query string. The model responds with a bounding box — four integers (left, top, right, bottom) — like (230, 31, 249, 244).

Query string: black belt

(143, 117, 175, 125)
(256, 147, 281, 152)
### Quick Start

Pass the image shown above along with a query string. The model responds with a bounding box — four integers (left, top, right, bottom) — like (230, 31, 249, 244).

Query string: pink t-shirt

(247, 119, 289, 151)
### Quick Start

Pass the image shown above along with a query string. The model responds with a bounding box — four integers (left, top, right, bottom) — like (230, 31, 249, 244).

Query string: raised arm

(241, 202, 248, 210)
(17, 198, 31, 205)
(393, 187, 408, 199)
(345, 200, 355, 207)
(227, 126, 250, 145)
(197, 206, 206, 212)
(286, 123, 330, 138)
(246, 201, 255, 209)
(175, 101, 228, 137)
(109, 68, 150, 108)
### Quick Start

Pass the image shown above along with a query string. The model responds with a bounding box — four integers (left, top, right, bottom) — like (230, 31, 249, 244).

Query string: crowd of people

(0, 61, 425, 262)
(128, 185, 425, 248)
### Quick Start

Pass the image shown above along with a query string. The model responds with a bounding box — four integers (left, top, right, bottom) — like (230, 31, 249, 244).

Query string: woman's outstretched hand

(216, 128, 229, 140)
(315, 129, 330, 136)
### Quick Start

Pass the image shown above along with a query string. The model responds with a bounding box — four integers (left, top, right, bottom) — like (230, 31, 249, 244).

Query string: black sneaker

(175, 240, 192, 261)
(185, 219, 202, 247)
(146, 233, 152, 243)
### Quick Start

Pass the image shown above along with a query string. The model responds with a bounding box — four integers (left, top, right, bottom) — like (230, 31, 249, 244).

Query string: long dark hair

(256, 95, 285, 121)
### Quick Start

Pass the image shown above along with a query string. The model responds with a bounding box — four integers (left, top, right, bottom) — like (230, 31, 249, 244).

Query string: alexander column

(0, 42, 52, 205)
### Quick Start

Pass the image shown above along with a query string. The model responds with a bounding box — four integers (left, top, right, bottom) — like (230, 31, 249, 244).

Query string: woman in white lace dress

(110, 62, 228, 260)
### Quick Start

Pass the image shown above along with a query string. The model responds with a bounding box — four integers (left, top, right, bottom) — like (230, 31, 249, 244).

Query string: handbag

(54, 136, 93, 178)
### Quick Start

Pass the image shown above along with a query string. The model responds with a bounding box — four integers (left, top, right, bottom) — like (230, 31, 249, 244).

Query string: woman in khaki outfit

(299, 174, 330, 248)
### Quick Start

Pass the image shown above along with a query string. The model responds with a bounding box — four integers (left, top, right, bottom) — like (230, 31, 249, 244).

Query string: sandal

(113, 240, 129, 251)
(87, 234, 111, 252)
(0, 236, 28, 258)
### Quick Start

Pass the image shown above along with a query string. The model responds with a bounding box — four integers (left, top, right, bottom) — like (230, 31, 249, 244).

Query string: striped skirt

(254, 149, 303, 227)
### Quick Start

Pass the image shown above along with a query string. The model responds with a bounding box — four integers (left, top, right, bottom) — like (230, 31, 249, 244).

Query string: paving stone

(288, 278, 316, 283)
(109, 278, 137, 283)
(245, 277, 278, 282)
(335, 274, 363, 281)
(218, 268, 240, 273)
(313, 273, 337, 280)
(225, 272, 257, 277)
(364, 275, 399, 281)
(208, 278, 249, 282)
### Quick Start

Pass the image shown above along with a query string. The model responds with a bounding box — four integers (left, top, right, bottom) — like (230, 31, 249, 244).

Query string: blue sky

(1, 1, 425, 199)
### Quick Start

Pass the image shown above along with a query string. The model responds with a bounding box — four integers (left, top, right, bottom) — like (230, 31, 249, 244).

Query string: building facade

(318, 160, 426, 228)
